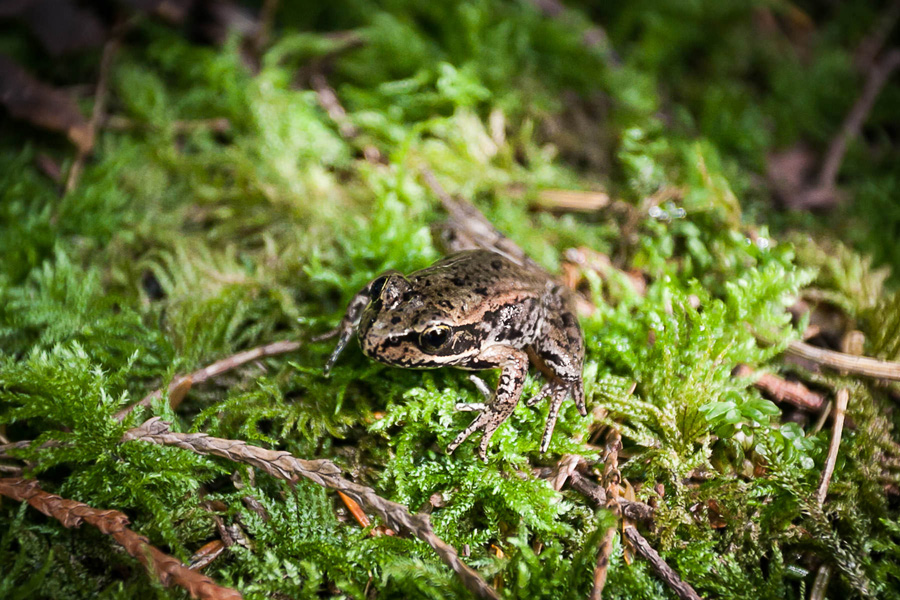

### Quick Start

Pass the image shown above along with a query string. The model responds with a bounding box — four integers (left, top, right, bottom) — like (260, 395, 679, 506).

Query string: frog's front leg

(446, 345, 529, 460)
(320, 272, 399, 374)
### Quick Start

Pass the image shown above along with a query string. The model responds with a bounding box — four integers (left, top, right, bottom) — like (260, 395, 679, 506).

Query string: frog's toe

(539, 385, 569, 452)
(525, 381, 554, 407)
(573, 381, 587, 416)
(446, 411, 489, 454)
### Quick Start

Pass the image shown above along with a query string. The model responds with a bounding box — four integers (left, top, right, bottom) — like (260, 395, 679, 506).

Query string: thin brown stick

(254, 0, 280, 51)
(65, 36, 119, 194)
(114, 340, 301, 421)
(0, 477, 242, 600)
(310, 73, 386, 165)
(622, 526, 703, 600)
(733, 365, 825, 411)
(817, 389, 849, 505)
(787, 340, 900, 381)
(528, 0, 619, 64)
(817, 48, 900, 190)
(104, 115, 232, 134)
(854, 1, 900, 73)
(122, 418, 499, 600)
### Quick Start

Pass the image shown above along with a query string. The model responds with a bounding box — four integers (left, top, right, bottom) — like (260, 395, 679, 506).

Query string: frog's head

(357, 272, 479, 368)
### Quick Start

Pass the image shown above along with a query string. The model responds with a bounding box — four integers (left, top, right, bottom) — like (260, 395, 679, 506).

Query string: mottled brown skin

(324, 249, 586, 460)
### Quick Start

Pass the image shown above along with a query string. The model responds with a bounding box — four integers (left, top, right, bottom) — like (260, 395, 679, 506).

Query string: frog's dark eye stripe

(419, 325, 451, 352)
(369, 275, 388, 299)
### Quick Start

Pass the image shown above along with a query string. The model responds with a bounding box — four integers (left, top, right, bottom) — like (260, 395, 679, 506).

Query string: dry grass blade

(122, 418, 500, 600)
(0, 477, 242, 600)
(787, 341, 900, 381)
(114, 340, 301, 421)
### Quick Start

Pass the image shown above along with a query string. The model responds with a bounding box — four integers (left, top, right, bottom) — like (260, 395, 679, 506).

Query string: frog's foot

(446, 401, 517, 461)
(526, 379, 585, 452)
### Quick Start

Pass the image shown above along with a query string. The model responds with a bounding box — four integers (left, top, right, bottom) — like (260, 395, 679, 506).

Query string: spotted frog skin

(324, 249, 585, 459)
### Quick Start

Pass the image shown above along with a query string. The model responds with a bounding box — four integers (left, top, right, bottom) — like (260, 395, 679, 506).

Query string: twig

(591, 430, 622, 600)
(420, 167, 543, 272)
(104, 115, 232, 134)
(528, 0, 620, 64)
(787, 340, 900, 381)
(854, 1, 900, 72)
(0, 439, 63, 461)
(254, 0, 280, 51)
(548, 454, 583, 491)
(622, 526, 703, 600)
(733, 365, 825, 411)
(810, 563, 833, 600)
(65, 35, 119, 194)
(0, 477, 242, 600)
(817, 48, 900, 190)
(122, 418, 499, 600)
(310, 73, 386, 165)
(567, 471, 654, 523)
(817, 389, 849, 505)
(114, 340, 301, 421)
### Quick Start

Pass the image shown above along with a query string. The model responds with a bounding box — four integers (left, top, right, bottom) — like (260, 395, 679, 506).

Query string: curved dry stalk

(114, 340, 301, 421)
(787, 341, 900, 381)
(817, 389, 850, 505)
(0, 477, 242, 600)
(122, 418, 499, 600)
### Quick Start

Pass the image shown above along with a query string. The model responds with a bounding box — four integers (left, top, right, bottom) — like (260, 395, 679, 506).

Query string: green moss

(1, 2, 899, 598)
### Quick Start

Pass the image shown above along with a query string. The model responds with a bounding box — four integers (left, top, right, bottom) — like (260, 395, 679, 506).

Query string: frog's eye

(369, 275, 388, 299)
(419, 325, 451, 352)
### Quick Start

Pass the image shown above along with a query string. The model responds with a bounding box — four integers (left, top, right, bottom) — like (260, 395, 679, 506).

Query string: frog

(323, 249, 586, 460)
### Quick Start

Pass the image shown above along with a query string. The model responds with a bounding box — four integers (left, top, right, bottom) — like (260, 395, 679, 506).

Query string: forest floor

(1, 2, 900, 599)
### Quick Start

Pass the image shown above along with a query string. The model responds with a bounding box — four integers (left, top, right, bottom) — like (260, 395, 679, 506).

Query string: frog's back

(410, 250, 547, 309)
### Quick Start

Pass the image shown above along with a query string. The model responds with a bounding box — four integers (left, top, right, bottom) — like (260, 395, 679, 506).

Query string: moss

(1, 2, 899, 598)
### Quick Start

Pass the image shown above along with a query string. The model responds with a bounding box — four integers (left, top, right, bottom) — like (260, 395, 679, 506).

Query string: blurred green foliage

(1, 0, 899, 598)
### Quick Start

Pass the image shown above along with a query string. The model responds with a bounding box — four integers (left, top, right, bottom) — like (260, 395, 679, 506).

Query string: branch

(114, 340, 301, 421)
(0, 477, 242, 600)
(787, 340, 900, 381)
(122, 418, 499, 600)
(817, 389, 849, 505)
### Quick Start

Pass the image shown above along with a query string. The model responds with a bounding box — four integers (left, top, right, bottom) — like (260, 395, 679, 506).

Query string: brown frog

(324, 249, 585, 460)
